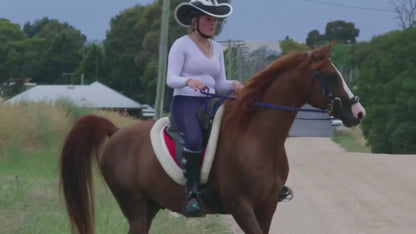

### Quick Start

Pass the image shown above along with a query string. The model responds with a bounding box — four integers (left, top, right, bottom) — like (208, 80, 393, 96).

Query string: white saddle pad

(150, 106, 224, 185)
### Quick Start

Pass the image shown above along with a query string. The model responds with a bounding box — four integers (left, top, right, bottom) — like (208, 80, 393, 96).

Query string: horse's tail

(58, 115, 118, 234)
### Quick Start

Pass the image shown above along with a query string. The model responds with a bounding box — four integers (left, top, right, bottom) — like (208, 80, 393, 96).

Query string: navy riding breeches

(169, 95, 205, 152)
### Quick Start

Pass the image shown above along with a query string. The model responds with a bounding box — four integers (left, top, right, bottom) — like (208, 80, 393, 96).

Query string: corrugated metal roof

(6, 81, 143, 109)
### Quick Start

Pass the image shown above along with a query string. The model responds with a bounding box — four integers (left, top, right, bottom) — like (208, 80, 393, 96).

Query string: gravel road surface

(226, 137, 416, 234)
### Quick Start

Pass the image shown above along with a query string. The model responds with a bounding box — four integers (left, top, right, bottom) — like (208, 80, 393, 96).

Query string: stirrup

(183, 193, 206, 218)
(278, 186, 294, 202)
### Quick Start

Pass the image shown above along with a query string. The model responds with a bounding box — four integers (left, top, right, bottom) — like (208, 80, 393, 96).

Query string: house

(6, 81, 148, 117)
(219, 40, 282, 56)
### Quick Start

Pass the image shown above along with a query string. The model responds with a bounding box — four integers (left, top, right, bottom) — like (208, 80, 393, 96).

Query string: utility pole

(227, 40, 232, 78)
(154, 0, 170, 120)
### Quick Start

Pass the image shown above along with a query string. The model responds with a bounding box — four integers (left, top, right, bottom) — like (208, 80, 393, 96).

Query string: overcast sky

(0, 0, 400, 42)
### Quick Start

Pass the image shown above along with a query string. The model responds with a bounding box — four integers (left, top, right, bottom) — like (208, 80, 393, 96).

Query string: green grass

(0, 149, 235, 233)
(332, 127, 371, 153)
(0, 152, 70, 234)
(0, 102, 234, 233)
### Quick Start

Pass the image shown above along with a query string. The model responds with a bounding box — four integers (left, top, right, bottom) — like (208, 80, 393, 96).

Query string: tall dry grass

(0, 102, 70, 153)
(0, 100, 139, 154)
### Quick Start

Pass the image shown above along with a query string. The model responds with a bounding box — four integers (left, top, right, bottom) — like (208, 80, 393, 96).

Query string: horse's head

(306, 43, 366, 127)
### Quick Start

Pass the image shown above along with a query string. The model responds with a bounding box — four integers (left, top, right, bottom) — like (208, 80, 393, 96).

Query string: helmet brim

(175, 2, 233, 27)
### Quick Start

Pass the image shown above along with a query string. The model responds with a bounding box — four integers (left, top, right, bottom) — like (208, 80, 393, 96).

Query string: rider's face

(197, 15, 218, 37)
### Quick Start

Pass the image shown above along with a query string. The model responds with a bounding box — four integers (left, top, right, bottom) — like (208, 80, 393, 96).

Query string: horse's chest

(233, 158, 285, 194)
(237, 163, 278, 189)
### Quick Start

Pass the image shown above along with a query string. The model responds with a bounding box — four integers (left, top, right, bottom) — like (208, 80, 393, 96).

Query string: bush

(353, 27, 416, 154)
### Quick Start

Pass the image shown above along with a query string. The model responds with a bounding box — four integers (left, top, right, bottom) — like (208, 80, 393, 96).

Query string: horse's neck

(246, 79, 305, 145)
(248, 107, 297, 143)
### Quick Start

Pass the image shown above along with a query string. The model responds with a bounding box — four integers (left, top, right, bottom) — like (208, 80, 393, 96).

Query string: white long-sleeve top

(166, 35, 233, 97)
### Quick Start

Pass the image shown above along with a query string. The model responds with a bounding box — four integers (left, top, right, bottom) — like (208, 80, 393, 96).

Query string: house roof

(6, 81, 143, 109)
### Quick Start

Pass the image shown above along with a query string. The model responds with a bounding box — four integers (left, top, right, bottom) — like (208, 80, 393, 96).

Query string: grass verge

(332, 126, 371, 153)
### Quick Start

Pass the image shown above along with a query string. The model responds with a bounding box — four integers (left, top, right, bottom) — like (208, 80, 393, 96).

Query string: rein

(200, 70, 331, 114)
(200, 90, 336, 121)
(200, 90, 327, 113)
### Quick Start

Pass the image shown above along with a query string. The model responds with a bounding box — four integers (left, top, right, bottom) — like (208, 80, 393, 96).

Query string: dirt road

(227, 137, 416, 234)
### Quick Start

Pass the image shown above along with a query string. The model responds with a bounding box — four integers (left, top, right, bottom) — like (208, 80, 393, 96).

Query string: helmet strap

(196, 17, 212, 39)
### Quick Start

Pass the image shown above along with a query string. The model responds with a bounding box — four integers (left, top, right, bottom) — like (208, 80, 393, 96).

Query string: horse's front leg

(254, 200, 278, 234)
(228, 200, 264, 234)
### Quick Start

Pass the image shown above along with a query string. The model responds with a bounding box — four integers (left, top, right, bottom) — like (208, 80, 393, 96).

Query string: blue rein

(200, 90, 332, 121)
(200, 72, 328, 114)
(200, 70, 336, 120)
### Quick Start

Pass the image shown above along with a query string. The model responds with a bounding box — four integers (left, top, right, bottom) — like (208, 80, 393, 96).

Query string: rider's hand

(186, 79, 206, 91)
(232, 81, 244, 93)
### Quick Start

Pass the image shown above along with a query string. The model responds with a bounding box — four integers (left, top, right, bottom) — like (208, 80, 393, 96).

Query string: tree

(306, 29, 323, 49)
(305, 20, 359, 49)
(23, 17, 52, 38)
(354, 27, 416, 153)
(4, 38, 47, 80)
(103, 5, 148, 102)
(346, 41, 371, 69)
(325, 20, 359, 44)
(0, 19, 24, 43)
(71, 43, 105, 84)
(36, 20, 86, 84)
(0, 19, 48, 97)
(392, 0, 416, 30)
(0, 19, 24, 81)
(0, 18, 85, 88)
(330, 43, 350, 80)
(279, 37, 309, 56)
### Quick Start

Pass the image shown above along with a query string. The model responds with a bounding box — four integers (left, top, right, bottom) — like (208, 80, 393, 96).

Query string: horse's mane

(224, 51, 311, 135)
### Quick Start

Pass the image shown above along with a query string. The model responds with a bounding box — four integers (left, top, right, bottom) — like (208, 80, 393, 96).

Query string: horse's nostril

(357, 112, 364, 119)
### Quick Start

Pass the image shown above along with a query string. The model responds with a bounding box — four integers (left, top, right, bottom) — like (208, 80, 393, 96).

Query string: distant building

(6, 81, 149, 117)
(219, 40, 282, 56)
(243, 41, 282, 56)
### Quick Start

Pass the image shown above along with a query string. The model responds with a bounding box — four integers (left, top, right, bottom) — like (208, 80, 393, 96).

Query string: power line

(304, 0, 394, 13)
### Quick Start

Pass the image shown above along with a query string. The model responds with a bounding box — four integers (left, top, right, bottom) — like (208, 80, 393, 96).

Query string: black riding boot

(182, 150, 206, 217)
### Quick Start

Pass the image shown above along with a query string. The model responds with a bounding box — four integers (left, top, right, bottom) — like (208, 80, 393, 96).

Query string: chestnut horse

(59, 43, 365, 234)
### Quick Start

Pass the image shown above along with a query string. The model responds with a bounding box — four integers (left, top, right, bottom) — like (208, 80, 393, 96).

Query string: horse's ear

(311, 42, 334, 63)
(321, 41, 334, 57)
